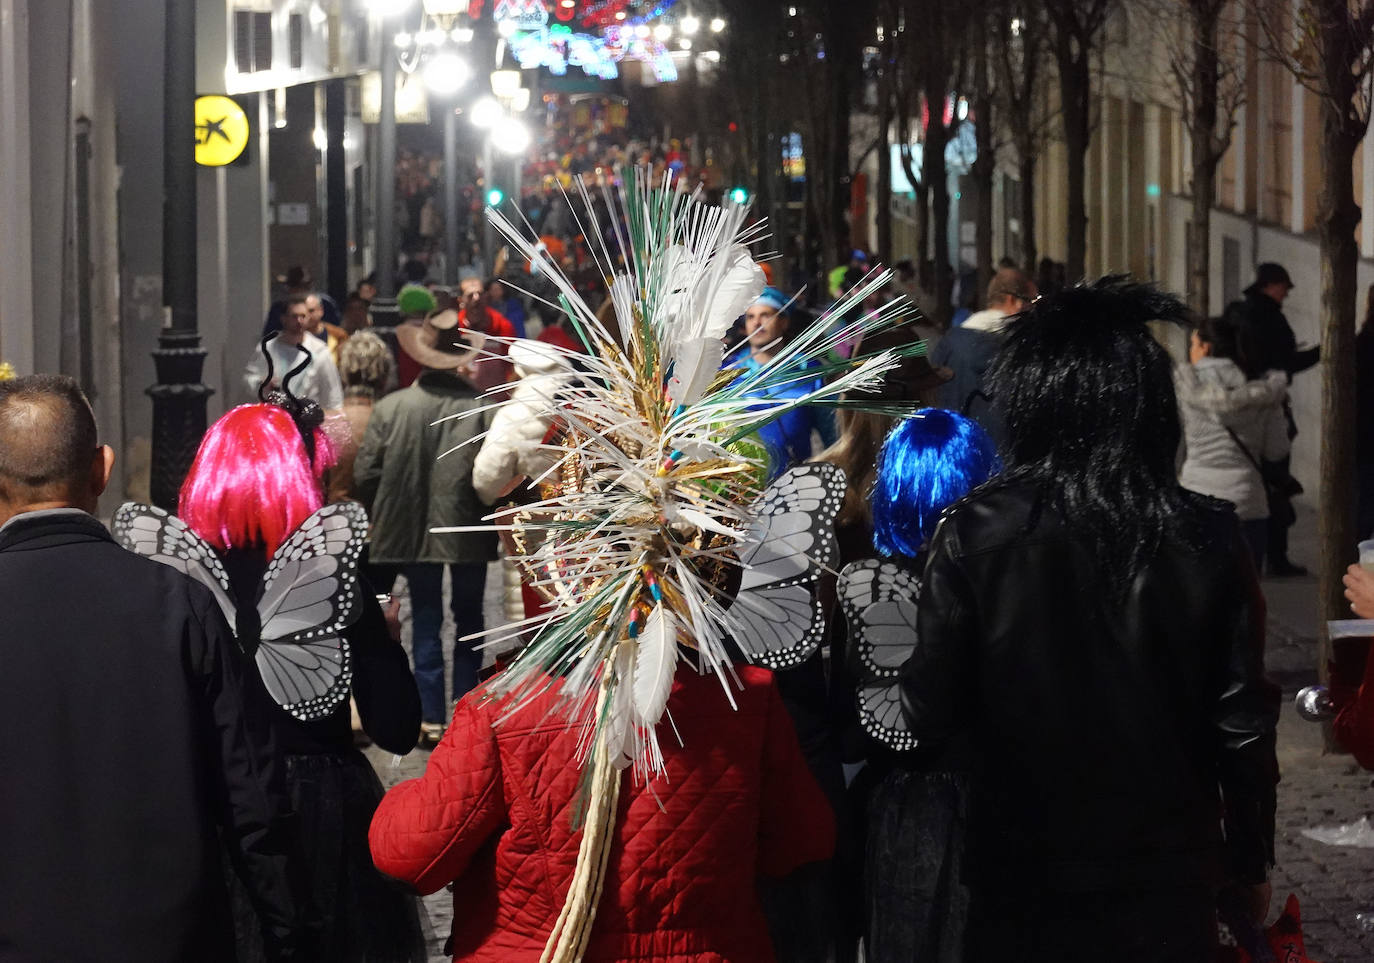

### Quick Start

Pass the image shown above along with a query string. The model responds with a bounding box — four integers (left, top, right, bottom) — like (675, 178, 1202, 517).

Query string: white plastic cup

(1359, 539, 1374, 574)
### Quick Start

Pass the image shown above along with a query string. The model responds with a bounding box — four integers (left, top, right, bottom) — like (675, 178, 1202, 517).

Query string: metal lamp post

(372, 11, 401, 327)
(147, 0, 212, 510)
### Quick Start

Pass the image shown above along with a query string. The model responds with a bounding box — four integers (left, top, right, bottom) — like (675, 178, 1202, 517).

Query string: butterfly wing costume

(837, 558, 922, 752)
(114, 501, 368, 722)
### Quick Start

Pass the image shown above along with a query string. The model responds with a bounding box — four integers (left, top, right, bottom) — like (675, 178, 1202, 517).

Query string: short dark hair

(986, 267, 1036, 307)
(284, 294, 310, 311)
(0, 375, 99, 502)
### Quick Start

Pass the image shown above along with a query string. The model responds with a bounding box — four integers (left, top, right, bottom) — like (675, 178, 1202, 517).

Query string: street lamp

(680, 15, 700, 35)
(470, 97, 503, 128)
(653, 23, 673, 42)
(710, 17, 725, 32)
(491, 117, 531, 156)
(423, 50, 471, 95)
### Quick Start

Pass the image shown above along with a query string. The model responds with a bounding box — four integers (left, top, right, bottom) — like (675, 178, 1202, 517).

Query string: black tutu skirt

(228, 749, 427, 962)
(863, 768, 970, 963)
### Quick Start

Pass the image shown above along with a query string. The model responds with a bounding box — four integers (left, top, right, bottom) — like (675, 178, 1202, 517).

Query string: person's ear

(92, 445, 115, 498)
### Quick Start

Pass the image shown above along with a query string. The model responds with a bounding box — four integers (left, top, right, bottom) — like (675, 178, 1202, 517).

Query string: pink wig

(179, 404, 336, 555)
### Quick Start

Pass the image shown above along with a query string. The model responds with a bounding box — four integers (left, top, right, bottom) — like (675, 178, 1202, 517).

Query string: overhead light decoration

(680, 14, 699, 35)
(500, 2, 682, 82)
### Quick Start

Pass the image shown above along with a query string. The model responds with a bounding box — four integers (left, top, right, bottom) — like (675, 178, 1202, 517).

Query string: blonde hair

(811, 410, 897, 529)
(337, 331, 394, 398)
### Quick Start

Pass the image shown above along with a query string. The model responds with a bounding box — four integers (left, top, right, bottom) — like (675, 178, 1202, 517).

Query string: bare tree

(993, 2, 1057, 274)
(971, 11, 997, 290)
(1045, 0, 1115, 281)
(1141, 0, 1247, 316)
(1257, 0, 1374, 675)
(895, 0, 971, 326)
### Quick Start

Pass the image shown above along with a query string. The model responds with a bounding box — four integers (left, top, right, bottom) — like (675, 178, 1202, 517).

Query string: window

(233, 9, 273, 73)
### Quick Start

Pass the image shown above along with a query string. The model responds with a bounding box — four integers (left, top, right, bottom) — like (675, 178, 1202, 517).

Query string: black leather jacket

(900, 480, 1280, 891)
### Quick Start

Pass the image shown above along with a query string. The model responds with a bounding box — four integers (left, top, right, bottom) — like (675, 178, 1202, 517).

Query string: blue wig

(872, 409, 1001, 559)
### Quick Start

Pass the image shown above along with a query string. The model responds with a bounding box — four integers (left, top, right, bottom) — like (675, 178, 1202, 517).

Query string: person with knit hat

(726, 286, 839, 473)
(391, 283, 439, 389)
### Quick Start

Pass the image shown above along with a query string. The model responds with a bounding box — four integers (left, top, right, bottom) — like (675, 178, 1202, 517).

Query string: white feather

(607, 644, 637, 770)
(665, 337, 725, 407)
(694, 246, 765, 341)
(633, 604, 677, 727)
(609, 274, 639, 347)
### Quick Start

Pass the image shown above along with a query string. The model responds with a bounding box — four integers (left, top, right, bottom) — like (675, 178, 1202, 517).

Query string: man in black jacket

(901, 280, 1280, 962)
(1239, 262, 1318, 576)
(0, 375, 297, 961)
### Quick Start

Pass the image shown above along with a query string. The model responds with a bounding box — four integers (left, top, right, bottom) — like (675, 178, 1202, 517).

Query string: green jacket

(354, 371, 499, 565)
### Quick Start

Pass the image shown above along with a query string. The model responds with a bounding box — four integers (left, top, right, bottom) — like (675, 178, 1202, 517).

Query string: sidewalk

(1263, 505, 1374, 962)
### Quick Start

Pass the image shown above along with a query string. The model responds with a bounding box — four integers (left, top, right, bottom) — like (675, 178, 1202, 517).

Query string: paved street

(366, 507, 1374, 962)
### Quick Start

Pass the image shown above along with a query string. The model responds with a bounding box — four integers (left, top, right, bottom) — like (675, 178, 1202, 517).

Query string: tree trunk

(1019, 142, 1038, 272)
(877, 71, 894, 262)
(1315, 18, 1364, 693)
(1058, 45, 1091, 281)
(972, 22, 995, 291)
(926, 97, 953, 327)
(1186, 0, 1221, 318)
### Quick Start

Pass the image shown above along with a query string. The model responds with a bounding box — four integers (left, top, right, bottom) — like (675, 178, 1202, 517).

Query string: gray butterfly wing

(254, 502, 369, 721)
(112, 502, 238, 633)
(837, 558, 920, 752)
(730, 464, 846, 669)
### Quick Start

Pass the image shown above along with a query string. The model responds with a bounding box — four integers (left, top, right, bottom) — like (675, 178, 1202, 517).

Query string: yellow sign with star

(194, 95, 250, 167)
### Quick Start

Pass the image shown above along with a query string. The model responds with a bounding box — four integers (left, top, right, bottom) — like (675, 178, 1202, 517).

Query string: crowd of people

(1, 216, 1363, 963)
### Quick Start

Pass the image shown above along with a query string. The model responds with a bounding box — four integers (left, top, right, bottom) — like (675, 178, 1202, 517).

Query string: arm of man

(901, 519, 977, 746)
(1215, 530, 1281, 889)
(352, 403, 389, 509)
(192, 586, 298, 959)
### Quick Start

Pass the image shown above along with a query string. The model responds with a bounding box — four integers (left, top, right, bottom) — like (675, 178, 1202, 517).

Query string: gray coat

(354, 370, 499, 564)
(1176, 360, 1289, 521)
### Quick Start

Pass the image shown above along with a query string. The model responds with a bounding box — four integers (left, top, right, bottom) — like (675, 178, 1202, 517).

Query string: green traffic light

(486, 188, 505, 207)
(729, 186, 749, 204)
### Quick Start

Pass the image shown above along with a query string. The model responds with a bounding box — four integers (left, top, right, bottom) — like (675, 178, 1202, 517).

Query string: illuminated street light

(680, 14, 700, 35)
(470, 97, 502, 128)
(491, 117, 531, 155)
(490, 69, 522, 99)
(678, 37, 692, 50)
(423, 51, 471, 95)
(634, 24, 651, 39)
(710, 17, 725, 32)
(653, 23, 672, 42)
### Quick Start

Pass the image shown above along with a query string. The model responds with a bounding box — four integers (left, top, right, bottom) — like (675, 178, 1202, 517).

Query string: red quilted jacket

(369, 664, 835, 962)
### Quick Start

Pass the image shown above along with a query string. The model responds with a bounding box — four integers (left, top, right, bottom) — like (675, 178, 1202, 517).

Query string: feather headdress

(434, 168, 926, 961)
